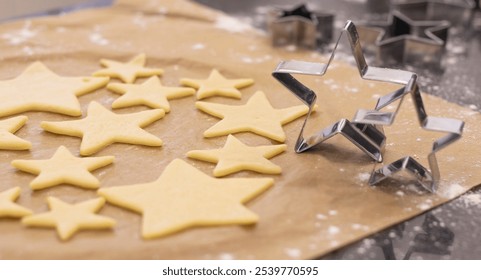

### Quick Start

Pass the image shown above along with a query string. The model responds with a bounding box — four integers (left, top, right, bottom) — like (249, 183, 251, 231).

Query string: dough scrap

(11, 146, 114, 190)
(187, 134, 286, 177)
(107, 76, 195, 112)
(41, 101, 164, 156)
(0, 116, 31, 150)
(196, 91, 309, 142)
(98, 159, 273, 239)
(0, 187, 32, 218)
(181, 69, 254, 99)
(22, 197, 115, 241)
(93, 53, 164, 83)
(0, 62, 109, 118)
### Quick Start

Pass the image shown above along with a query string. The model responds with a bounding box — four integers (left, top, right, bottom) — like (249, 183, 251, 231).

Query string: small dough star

(93, 53, 164, 83)
(22, 197, 116, 241)
(180, 69, 254, 99)
(0, 115, 31, 150)
(107, 76, 195, 112)
(41, 101, 164, 156)
(187, 134, 287, 177)
(11, 146, 114, 190)
(196, 91, 309, 142)
(0, 61, 109, 118)
(0, 187, 32, 218)
(98, 159, 273, 239)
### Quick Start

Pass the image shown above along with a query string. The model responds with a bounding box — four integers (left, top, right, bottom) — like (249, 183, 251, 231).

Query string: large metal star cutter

(272, 20, 416, 163)
(358, 74, 464, 193)
(266, 3, 334, 49)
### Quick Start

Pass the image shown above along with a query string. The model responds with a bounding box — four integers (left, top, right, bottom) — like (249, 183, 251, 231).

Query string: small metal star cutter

(358, 0, 477, 66)
(362, 74, 464, 193)
(267, 3, 334, 49)
(272, 20, 416, 163)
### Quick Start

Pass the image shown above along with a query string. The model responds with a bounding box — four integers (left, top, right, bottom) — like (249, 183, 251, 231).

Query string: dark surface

(195, 0, 481, 260)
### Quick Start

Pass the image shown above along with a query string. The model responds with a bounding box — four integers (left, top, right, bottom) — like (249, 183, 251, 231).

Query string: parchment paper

(0, 0, 480, 259)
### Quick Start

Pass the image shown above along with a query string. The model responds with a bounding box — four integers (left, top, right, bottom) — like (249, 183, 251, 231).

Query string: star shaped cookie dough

(0, 187, 32, 218)
(187, 134, 286, 177)
(107, 76, 195, 112)
(0, 115, 31, 150)
(196, 91, 309, 142)
(93, 53, 164, 83)
(180, 69, 254, 99)
(41, 101, 164, 156)
(11, 146, 114, 190)
(98, 159, 273, 239)
(0, 62, 109, 118)
(22, 197, 116, 241)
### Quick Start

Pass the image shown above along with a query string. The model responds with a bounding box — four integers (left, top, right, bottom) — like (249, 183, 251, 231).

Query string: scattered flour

(22, 46, 34, 56)
(459, 193, 481, 208)
(316, 213, 327, 220)
(438, 183, 466, 199)
(133, 12, 148, 28)
(191, 43, 205, 50)
(2, 20, 37, 45)
(240, 54, 272, 64)
(357, 172, 371, 182)
(328, 226, 340, 235)
(328, 210, 337, 216)
(215, 15, 252, 33)
(89, 26, 109, 46)
(284, 248, 301, 258)
(218, 253, 234, 260)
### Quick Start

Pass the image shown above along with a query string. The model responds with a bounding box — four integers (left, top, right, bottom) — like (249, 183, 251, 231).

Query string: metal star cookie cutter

(267, 3, 334, 49)
(272, 20, 416, 163)
(357, 10, 450, 66)
(365, 74, 464, 193)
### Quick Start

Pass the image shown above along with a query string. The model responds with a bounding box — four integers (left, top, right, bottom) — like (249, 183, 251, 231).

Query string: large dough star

(187, 134, 287, 177)
(196, 91, 309, 142)
(98, 159, 273, 239)
(11, 146, 114, 190)
(180, 69, 254, 99)
(0, 115, 31, 150)
(22, 197, 116, 241)
(41, 101, 164, 156)
(0, 62, 109, 118)
(0, 187, 32, 218)
(92, 53, 164, 83)
(107, 76, 195, 112)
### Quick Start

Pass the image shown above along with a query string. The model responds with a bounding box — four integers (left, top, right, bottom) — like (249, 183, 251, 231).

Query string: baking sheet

(0, 0, 480, 259)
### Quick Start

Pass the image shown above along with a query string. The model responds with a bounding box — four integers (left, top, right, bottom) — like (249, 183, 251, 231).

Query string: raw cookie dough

(0, 116, 31, 150)
(196, 91, 309, 142)
(11, 146, 114, 190)
(187, 134, 286, 177)
(0, 187, 32, 218)
(107, 76, 195, 112)
(41, 101, 164, 156)
(0, 62, 108, 117)
(93, 53, 164, 83)
(181, 69, 254, 99)
(98, 159, 273, 239)
(22, 197, 116, 241)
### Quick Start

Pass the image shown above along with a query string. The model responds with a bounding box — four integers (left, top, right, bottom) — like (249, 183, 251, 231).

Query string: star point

(0, 187, 32, 218)
(107, 76, 195, 112)
(98, 159, 273, 239)
(11, 145, 114, 190)
(41, 101, 164, 155)
(93, 53, 164, 83)
(187, 134, 286, 177)
(181, 69, 254, 99)
(0, 115, 31, 150)
(0, 61, 109, 118)
(195, 91, 309, 142)
(22, 197, 116, 241)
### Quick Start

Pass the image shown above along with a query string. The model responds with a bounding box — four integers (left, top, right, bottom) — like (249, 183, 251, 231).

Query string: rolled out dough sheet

(0, 0, 480, 259)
